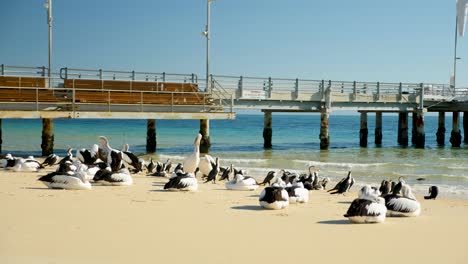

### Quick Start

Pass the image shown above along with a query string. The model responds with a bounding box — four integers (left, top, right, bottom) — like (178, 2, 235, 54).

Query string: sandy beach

(1, 166, 468, 264)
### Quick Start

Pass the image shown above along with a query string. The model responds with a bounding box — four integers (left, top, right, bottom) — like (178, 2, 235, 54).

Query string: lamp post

(203, 0, 214, 93)
(44, 0, 52, 88)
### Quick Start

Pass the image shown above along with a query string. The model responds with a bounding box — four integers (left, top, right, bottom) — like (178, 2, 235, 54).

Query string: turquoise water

(2, 113, 468, 198)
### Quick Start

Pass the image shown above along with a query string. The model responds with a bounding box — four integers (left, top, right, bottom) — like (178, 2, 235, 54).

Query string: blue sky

(1, 0, 466, 86)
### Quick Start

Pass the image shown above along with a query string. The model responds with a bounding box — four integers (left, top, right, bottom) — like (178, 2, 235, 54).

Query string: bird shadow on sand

(23, 187, 51, 190)
(149, 189, 167, 193)
(317, 219, 349, 225)
(337, 201, 352, 204)
(231, 205, 263, 211)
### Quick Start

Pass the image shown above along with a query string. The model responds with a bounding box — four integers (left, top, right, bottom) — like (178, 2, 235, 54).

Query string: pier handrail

(59, 67, 198, 84)
(1, 64, 48, 77)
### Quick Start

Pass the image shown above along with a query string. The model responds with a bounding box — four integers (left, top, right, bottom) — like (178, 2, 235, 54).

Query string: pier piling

(450, 112, 462, 147)
(319, 109, 330, 150)
(436, 112, 445, 146)
(41, 118, 54, 156)
(397, 112, 408, 146)
(359, 112, 368, 147)
(146, 119, 156, 153)
(413, 111, 425, 148)
(464, 112, 468, 144)
(375, 112, 382, 145)
(263, 111, 272, 149)
(199, 119, 211, 153)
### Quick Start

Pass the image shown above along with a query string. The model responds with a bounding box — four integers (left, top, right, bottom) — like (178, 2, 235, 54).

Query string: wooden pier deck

(1, 65, 468, 153)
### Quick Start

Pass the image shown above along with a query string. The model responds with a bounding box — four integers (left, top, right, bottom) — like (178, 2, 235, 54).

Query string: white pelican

(76, 144, 99, 165)
(183, 133, 202, 174)
(344, 185, 387, 224)
(93, 167, 133, 186)
(225, 173, 259, 191)
(38, 162, 91, 190)
(198, 154, 215, 178)
(259, 184, 289, 210)
(164, 172, 198, 191)
(384, 183, 421, 217)
(285, 182, 309, 203)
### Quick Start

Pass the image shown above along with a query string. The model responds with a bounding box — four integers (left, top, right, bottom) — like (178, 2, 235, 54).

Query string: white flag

(457, 0, 468, 36)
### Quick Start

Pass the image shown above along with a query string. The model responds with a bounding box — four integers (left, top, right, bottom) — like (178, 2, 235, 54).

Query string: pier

(1, 64, 468, 154)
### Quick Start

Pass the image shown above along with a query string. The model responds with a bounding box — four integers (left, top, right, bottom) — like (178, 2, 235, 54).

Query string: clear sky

(1, 0, 466, 86)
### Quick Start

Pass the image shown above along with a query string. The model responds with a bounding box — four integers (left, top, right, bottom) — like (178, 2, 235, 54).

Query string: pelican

(199, 154, 215, 179)
(38, 161, 91, 190)
(344, 185, 387, 224)
(98, 136, 120, 166)
(121, 144, 144, 173)
(183, 133, 202, 174)
(285, 182, 309, 203)
(259, 185, 289, 210)
(384, 183, 421, 217)
(164, 172, 198, 191)
(76, 144, 99, 165)
(0, 153, 15, 168)
(225, 172, 259, 191)
(41, 153, 59, 167)
(12, 157, 43, 172)
(93, 166, 133, 186)
(58, 148, 73, 164)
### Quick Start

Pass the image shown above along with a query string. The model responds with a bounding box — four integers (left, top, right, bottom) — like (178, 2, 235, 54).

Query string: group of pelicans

(0, 133, 439, 224)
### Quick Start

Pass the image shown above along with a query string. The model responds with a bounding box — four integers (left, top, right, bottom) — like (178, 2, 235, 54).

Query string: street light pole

(454, 14, 459, 91)
(204, 0, 214, 93)
(45, 0, 52, 88)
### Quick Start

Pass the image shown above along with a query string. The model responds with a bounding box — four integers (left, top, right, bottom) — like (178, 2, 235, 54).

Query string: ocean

(2, 113, 468, 199)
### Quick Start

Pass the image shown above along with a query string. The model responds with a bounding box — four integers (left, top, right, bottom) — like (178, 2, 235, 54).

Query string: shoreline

(1, 167, 468, 264)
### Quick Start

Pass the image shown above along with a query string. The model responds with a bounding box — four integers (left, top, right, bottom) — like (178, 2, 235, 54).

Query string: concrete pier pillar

(319, 109, 330, 150)
(436, 112, 445, 146)
(397, 112, 408, 146)
(41, 118, 54, 156)
(199, 119, 211, 153)
(263, 111, 272, 149)
(464, 112, 468, 144)
(359, 112, 368, 147)
(146, 119, 156, 153)
(375, 112, 382, 145)
(413, 111, 425, 148)
(411, 112, 417, 145)
(450, 112, 462, 147)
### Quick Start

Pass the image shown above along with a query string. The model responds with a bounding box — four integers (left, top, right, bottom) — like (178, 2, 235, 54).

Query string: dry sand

(1, 167, 468, 264)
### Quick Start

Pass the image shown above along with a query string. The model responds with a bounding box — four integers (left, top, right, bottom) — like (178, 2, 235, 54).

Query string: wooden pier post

(375, 112, 382, 145)
(436, 112, 445, 146)
(413, 111, 425, 148)
(319, 109, 330, 149)
(263, 111, 272, 149)
(397, 112, 408, 146)
(449, 112, 462, 147)
(411, 112, 417, 145)
(146, 119, 156, 153)
(359, 112, 368, 147)
(41, 118, 54, 156)
(464, 112, 468, 144)
(199, 119, 211, 153)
